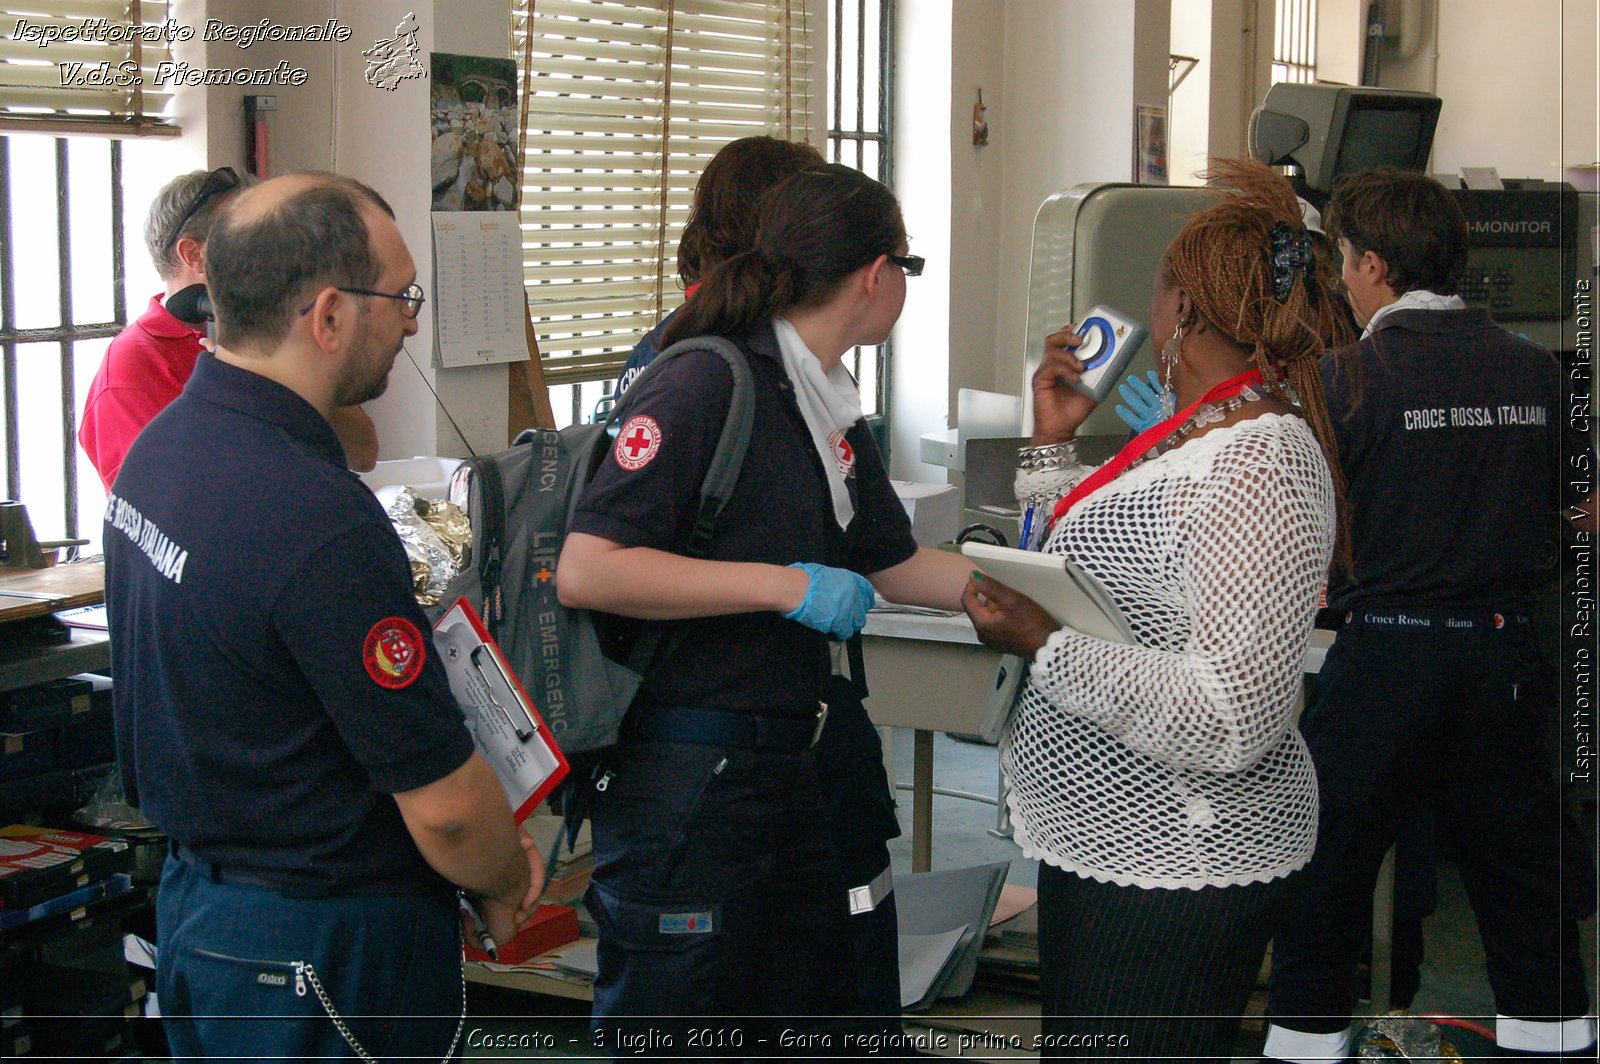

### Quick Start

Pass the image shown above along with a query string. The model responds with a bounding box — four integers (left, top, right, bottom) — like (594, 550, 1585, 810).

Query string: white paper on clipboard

(434, 600, 569, 821)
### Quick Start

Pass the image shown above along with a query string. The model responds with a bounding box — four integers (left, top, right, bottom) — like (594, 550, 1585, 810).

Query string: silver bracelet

(1017, 439, 1080, 471)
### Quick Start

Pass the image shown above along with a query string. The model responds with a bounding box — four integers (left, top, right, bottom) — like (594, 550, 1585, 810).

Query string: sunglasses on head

(163, 167, 240, 253)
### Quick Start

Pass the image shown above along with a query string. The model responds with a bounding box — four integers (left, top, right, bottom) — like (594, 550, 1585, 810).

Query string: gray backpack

(428, 336, 755, 757)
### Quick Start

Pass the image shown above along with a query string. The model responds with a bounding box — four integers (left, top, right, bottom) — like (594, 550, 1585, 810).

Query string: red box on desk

(464, 903, 579, 965)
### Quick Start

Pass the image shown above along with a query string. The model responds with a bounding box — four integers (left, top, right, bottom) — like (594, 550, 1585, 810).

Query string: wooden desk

(0, 562, 109, 688)
(0, 562, 105, 623)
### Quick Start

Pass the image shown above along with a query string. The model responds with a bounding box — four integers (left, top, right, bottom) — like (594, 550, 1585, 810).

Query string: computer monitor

(1249, 84, 1441, 199)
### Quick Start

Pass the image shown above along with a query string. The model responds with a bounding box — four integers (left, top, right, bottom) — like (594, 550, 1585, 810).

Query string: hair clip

(1269, 221, 1315, 303)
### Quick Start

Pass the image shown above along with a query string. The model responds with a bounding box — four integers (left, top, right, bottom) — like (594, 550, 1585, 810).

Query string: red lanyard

(1049, 368, 1265, 527)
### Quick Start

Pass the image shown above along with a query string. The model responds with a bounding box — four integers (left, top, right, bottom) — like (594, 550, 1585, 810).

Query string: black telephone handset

(166, 283, 215, 341)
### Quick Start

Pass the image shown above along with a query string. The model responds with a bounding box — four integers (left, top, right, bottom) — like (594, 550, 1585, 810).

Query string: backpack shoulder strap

(615, 334, 755, 559)
(613, 335, 756, 678)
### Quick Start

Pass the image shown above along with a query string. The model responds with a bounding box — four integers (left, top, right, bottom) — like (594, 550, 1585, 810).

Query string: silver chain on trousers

(294, 935, 466, 1064)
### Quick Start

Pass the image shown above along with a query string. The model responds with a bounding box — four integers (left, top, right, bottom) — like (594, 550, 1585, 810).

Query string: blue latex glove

(1114, 370, 1166, 433)
(782, 562, 876, 640)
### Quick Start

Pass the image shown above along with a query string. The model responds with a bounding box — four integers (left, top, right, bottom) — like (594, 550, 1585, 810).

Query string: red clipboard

(433, 598, 569, 822)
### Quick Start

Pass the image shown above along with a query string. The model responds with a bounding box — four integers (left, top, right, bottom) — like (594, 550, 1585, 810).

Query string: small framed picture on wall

(1135, 104, 1168, 185)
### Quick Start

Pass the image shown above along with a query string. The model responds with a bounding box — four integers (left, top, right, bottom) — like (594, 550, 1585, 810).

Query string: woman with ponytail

(558, 163, 970, 1048)
(961, 159, 1346, 1061)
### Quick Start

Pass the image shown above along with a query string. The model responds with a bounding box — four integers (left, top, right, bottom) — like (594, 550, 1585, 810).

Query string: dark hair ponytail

(663, 163, 905, 347)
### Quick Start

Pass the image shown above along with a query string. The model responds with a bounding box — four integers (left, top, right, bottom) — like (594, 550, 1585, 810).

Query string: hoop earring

(1158, 324, 1183, 419)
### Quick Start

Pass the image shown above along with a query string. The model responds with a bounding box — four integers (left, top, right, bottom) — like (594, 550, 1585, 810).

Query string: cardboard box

(0, 679, 93, 733)
(0, 826, 131, 908)
(464, 903, 580, 965)
(891, 481, 961, 547)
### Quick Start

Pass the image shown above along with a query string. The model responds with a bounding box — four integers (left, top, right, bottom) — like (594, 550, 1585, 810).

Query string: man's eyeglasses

(298, 283, 427, 319)
(887, 253, 925, 277)
(163, 167, 240, 253)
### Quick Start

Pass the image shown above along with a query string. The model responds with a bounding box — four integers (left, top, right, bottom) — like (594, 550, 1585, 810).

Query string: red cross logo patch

(363, 617, 425, 689)
(615, 415, 663, 471)
(828, 429, 855, 475)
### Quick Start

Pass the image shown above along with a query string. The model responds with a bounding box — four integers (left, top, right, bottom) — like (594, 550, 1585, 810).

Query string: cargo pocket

(585, 880, 727, 1017)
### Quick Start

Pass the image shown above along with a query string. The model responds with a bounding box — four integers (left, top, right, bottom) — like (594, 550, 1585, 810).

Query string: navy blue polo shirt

(1322, 307, 1594, 611)
(571, 323, 917, 714)
(106, 354, 473, 895)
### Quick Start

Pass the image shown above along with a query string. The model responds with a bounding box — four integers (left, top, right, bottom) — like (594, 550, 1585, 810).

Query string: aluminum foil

(1354, 1011, 1461, 1060)
(387, 487, 469, 605)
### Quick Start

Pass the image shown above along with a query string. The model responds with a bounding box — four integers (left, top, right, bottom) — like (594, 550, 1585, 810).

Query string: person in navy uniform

(105, 172, 542, 1061)
(612, 135, 907, 1024)
(558, 163, 970, 1052)
(1265, 167, 1598, 1061)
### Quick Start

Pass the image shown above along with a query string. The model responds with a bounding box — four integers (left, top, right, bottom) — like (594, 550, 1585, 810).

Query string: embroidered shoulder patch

(615, 414, 663, 471)
(364, 617, 426, 689)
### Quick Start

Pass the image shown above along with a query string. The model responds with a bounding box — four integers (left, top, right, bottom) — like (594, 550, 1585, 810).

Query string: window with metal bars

(0, 133, 126, 557)
(825, 0, 893, 426)
(1272, 0, 1318, 85)
(0, 1, 180, 137)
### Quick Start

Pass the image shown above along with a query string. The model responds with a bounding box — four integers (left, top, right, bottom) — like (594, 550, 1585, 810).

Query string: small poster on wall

(1135, 104, 1169, 186)
(430, 53, 520, 211)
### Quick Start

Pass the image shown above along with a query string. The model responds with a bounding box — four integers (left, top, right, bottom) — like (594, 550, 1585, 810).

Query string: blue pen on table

(458, 892, 498, 961)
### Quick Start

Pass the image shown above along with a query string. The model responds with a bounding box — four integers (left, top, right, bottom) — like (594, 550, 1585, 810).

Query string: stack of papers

(895, 861, 1010, 1010)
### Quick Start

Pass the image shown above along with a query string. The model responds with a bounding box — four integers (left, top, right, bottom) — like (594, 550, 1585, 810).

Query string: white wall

(989, 0, 1168, 401)
(892, 0, 956, 481)
(1377, 0, 1598, 181)
(1169, 0, 1212, 185)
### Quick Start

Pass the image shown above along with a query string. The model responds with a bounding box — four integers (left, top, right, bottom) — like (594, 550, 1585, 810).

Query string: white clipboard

(962, 542, 1136, 743)
(961, 541, 1135, 644)
(434, 598, 569, 822)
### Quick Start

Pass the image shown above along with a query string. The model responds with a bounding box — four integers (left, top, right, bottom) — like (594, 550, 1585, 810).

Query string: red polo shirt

(79, 294, 206, 490)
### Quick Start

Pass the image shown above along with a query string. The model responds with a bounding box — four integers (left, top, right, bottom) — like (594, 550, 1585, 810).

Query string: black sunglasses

(298, 283, 427, 319)
(887, 253, 925, 277)
(163, 167, 240, 253)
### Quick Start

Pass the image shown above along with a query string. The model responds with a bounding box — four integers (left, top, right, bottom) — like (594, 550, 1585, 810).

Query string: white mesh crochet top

(1004, 413, 1332, 890)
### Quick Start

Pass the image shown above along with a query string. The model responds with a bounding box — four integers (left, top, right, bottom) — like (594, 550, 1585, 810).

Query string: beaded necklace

(1126, 378, 1297, 474)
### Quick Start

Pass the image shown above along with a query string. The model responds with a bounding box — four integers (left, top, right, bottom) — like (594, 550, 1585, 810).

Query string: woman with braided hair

(962, 159, 1346, 1061)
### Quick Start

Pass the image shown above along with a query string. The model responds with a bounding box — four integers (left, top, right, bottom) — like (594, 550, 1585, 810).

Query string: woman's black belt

(622, 703, 829, 751)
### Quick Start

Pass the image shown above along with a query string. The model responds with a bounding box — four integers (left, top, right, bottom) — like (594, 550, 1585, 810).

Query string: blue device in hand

(1068, 305, 1149, 403)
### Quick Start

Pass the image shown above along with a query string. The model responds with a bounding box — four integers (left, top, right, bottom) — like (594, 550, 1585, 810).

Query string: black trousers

(1035, 862, 1278, 1062)
(585, 737, 856, 1060)
(814, 673, 903, 1023)
(1268, 610, 1595, 1037)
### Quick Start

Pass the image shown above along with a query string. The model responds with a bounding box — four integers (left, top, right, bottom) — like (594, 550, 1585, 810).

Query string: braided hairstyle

(662, 163, 905, 347)
(1163, 157, 1351, 569)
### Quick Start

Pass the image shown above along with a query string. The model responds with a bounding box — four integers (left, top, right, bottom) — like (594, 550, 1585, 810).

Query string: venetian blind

(0, 2, 180, 136)
(512, 0, 813, 385)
